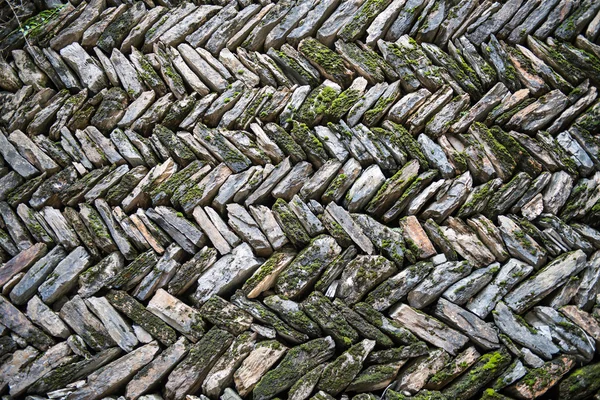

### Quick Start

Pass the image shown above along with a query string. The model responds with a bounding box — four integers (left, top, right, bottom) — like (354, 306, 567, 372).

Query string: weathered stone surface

(193, 243, 262, 304)
(408, 260, 472, 309)
(253, 336, 335, 400)
(390, 303, 469, 356)
(38, 246, 92, 304)
(443, 349, 513, 400)
(0, 242, 46, 289)
(0, 294, 54, 351)
(439, 217, 496, 268)
(199, 295, 252, 335)
(26, 295, 70, 339)
(421, 172, 473, 223)
(148, 288, 205, 342)
(505, 250, 587, 314)
(443, 264, 498, 306)
(317, 339, 376, 396)
(275, 235, 340, 299)
(8, 341, 72, 396)
(558, 361, 600, 400)
(264, 294, 321, 338)
(506, 356, 576, 399)
(59, 295, 115, 351)
(434, 298, 500, 351)
(226, 204, 272, 257)
(202, 331, 256, 398)
(1, 1, 599, 397)
(106, 290, 177, 347)
(164, 327, 233, 400)
(68, 342, 160, 400)
(126, 337, 189, 400)
(302, 291, 359, 348)
(338, 255, 397, 305)
(493, 302, 560, 360)
(234, 340, 288, 397)
(426, 346, 480, 391)
(467, 259, 533, 319)
(60, 43, 107, 93)
(395, 348, 450, 395)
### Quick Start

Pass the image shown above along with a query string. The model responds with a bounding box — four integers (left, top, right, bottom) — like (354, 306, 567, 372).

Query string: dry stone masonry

(1, 0, 600, 399)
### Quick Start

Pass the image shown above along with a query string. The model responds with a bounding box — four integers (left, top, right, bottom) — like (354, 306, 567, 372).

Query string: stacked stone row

(1, 0, 600, 400)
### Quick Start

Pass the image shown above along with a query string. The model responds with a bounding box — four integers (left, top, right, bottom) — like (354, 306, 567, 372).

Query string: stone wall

(0, 0, 600, 399)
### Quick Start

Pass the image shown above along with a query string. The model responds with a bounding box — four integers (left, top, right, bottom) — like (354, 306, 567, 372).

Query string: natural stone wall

(0, 0, 600, 399)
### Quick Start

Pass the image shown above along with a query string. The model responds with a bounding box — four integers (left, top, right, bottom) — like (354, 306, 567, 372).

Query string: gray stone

(390, 303, 468, 356)
(493, 302, 560, 359)
(505, 250, 587, 314)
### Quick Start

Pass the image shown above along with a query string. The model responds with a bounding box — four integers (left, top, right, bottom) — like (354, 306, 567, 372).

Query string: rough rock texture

(0, 1, 599, 399)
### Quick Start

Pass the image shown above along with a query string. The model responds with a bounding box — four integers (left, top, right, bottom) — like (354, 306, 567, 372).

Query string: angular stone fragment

(234, 340, 288, 397)
(253, 336, 335, 400)
(497, 216, 547, 268)
(507, 89, 569, 133)
(434, 298, 500, 350)
(231, 291, 308, 344)
(443, 349, 513, 400)
(485, 172, 532, 218)
(288, 363, 326, 400)
(38, 246, 91, 304)
(243, 251, 296, 298)
(26, 295, 70, 339)
(493, 302, 560, 360)
(0, 131, 39, 179)
(147, 288, 205, 342)
(443, 263, 497, 306)
(8, 130, 60, 174)
(226, 204, 272, 257)
(163, 328, 233, 400)
(439, 218, 496, 268)
(426, 346, 481, 391)
(338, 255, 396, 305)
(505, 356, 576, 399)
(59, 295, 115, 351)
(299, 38, 354, 87)
(299, 159, 342, 201)
(302, 292, 359, 348)
(86, 296, 138, 352)
(68, 342, 160, 400)
(408, 261, 472, 309)
(505, 250, 586, 314)
(245, 158, 292, 205)
(106, 289, 177, 347)
(467, 258, 532, 319)
(0, 295, 54, 351)
(326, 202, 374, 254)
(95, 199, 138, 260)
(199, 295, 252, 336)
(200, 331, 256, 398)
(395, 348, 450, 395)
(288, 195, 325, 237)
(529, 306, 594, 362)
(543, 170, 575, 215)
(194, 243, 262, 304)
(317, 339, 375, 396)
(276, 235, 341, 299)
(0, 242, 46, 289)
(126, 337, 188, 400)
(400, 215, 437, 260)
(421, 172, 473, 223)
(558, 360, 600, 400)
(366, 261, 433, 311)
(390, 303, 469, 356)
(7, 341, 72, 396)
